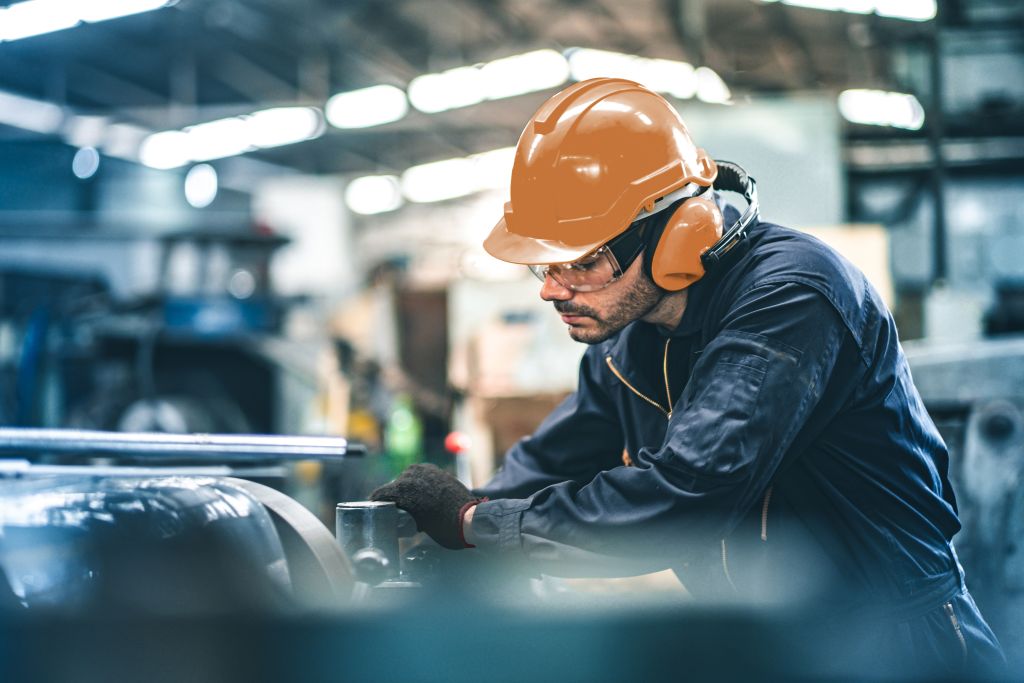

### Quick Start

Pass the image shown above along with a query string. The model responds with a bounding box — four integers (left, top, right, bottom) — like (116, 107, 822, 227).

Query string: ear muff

(646, 195, 724, 291)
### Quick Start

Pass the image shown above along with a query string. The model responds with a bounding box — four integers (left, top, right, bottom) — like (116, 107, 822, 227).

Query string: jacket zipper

(609, 340, 751, 594)
(944, 602, 968, 661)
(608, 341, 744, 594)
(721, 539, 739, 594)
(604, 339, 673, 420)
(760, 486, 774, 541)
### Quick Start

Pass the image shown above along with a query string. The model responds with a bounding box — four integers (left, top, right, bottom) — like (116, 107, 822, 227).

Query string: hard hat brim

(483, 216, 606, 266)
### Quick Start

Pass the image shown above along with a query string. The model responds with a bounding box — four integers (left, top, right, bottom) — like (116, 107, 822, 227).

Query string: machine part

(226, 478, 354, 608)
(0, 475, 291, 612)
(906, 337, 1024, 663)
(117, 395, 251, 435)
(962, 400, 1024, 592)
(0, 459, 287, 478)
(336, 501, 416, 585)
(903, 336, 1024, 406)
(0, 427, 364, 461)
(351, 547, 392, 587)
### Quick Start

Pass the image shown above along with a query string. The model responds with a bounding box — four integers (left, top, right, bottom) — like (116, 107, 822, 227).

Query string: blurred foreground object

(0, 428, 362, 613)
(0, 476, 352, 614)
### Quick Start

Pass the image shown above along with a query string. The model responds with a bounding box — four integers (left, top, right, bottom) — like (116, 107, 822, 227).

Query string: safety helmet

(484, 77, 725, 291)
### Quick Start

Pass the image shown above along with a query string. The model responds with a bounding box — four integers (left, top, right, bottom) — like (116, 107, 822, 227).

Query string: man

(372, 78, 1004, 672)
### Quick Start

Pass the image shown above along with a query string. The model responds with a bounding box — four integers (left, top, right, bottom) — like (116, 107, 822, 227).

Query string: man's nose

(540, 273, 573, 301)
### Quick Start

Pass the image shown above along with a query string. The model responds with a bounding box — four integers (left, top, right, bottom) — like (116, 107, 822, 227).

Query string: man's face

(539, 252, 663, 344)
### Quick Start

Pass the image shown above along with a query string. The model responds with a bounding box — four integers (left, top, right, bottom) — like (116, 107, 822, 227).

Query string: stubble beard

(555, 274, 664, 345)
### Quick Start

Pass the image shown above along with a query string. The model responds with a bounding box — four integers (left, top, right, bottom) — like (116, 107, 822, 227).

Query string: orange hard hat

(484, 77, 719, 273)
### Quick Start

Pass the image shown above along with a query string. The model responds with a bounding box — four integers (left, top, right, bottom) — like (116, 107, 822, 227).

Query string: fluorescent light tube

(838, 89, 925, 130)
(345, 175, 404, 215)
(327, 85, 408, 129)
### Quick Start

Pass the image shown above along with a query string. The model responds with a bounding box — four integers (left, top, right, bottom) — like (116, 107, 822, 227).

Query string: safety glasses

(528, 245, 625, 292)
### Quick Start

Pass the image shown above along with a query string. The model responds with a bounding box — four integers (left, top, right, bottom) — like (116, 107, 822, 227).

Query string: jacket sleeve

(470, 282, 848, 575)
(474, 348, 625, 501)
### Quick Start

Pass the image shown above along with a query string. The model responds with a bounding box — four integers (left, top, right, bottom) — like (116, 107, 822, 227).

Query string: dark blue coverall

(472, 219, 1005, 675)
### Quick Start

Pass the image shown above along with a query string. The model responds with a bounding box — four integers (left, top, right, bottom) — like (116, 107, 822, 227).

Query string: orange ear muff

(650, 196, 724, 291)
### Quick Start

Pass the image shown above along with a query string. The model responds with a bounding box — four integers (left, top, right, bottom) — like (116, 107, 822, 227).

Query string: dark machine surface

(1, 600, 1017, 682)
(0, 475, 293, 611)
(0, 428, 360, 613)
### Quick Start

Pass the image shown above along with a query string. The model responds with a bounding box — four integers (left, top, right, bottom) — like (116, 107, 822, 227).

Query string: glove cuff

(458, 497, 488, 548)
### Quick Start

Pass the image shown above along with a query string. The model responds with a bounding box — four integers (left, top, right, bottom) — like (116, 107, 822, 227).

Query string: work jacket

(472, 219, 1004, 673)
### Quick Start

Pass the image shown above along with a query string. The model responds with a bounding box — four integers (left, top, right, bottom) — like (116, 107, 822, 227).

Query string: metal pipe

(0, 459, 288, 478)
(0, 428, 364, 461)
(928, 4, 948, 284)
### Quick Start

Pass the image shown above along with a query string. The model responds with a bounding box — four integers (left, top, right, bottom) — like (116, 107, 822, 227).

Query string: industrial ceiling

(0, 0, 1021, 177)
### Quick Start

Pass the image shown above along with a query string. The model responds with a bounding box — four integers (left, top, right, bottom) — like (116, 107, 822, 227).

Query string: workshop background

(0, 0, 1022, 680)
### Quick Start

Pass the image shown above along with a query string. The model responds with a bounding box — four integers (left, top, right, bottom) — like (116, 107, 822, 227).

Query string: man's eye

(569, 258, 599, 271)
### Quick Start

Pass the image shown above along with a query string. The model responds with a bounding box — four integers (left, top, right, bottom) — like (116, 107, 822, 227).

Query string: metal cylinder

(336, 501, 401, 583)
(0, 428, 364, 461)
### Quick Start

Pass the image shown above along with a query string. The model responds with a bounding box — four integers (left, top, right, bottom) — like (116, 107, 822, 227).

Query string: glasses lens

(528, 264, 548, 283)
(529, 248, 620, 292)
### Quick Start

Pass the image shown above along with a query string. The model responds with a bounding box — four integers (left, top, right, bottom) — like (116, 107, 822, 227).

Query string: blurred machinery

(906, 335, 1024, 661)
(67, 228, 296, 436)
(0, 227, 301, 434)
(0, 428, 362, 613)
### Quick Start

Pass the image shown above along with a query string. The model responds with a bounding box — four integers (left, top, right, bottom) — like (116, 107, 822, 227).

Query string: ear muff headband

(642, 160, 760, 291)
(700, 161, 759, 271)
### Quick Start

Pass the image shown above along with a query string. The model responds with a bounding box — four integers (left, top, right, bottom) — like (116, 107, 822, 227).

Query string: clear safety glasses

(528, 245, 625, 293)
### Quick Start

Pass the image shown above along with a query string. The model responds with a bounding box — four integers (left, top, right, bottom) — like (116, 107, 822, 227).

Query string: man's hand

(369, 463, 483, 550)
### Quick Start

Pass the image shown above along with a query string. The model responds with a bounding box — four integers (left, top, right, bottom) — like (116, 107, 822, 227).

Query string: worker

(371, 78, 1004, 674)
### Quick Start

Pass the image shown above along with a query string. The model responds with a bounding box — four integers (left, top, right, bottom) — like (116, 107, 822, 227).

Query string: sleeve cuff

(467, 498, 531, 552)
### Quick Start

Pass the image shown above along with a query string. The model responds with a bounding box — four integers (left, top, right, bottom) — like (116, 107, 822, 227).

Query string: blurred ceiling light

(695, 67, 732, 104)
(139, 107, 324, 169)
(184, 116, 253, 162)
(838, 89, 925, 130)
(408, 66, 486, 114)
(408, 50, 571, 114)
(326, 85, 408, 129)
(244, 107, 325, 148)
(566, 49, 714, 102)
(78, 0, 173, 23)
(398, 146, 517, 205)
(0, 1, 79, 41)
(72, 147, 101, 180)
(479, 49, 571, 100)
(763, 0, 872, 13)
(758, 0, 936, 22)
(346, 147, 515, 214)
(401, 157, 479, 203)
(344, 175, 404, 215)
(0, 89, 64, 133)
(184, 164, 218, 209)
(875, 0, 936, 21)
(0, 0, 176, 43)
(101, 122, 151, 160)
(64, 115, 108, 148)
(470, 147, 516, 192)
(139, 130, 190, 169)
